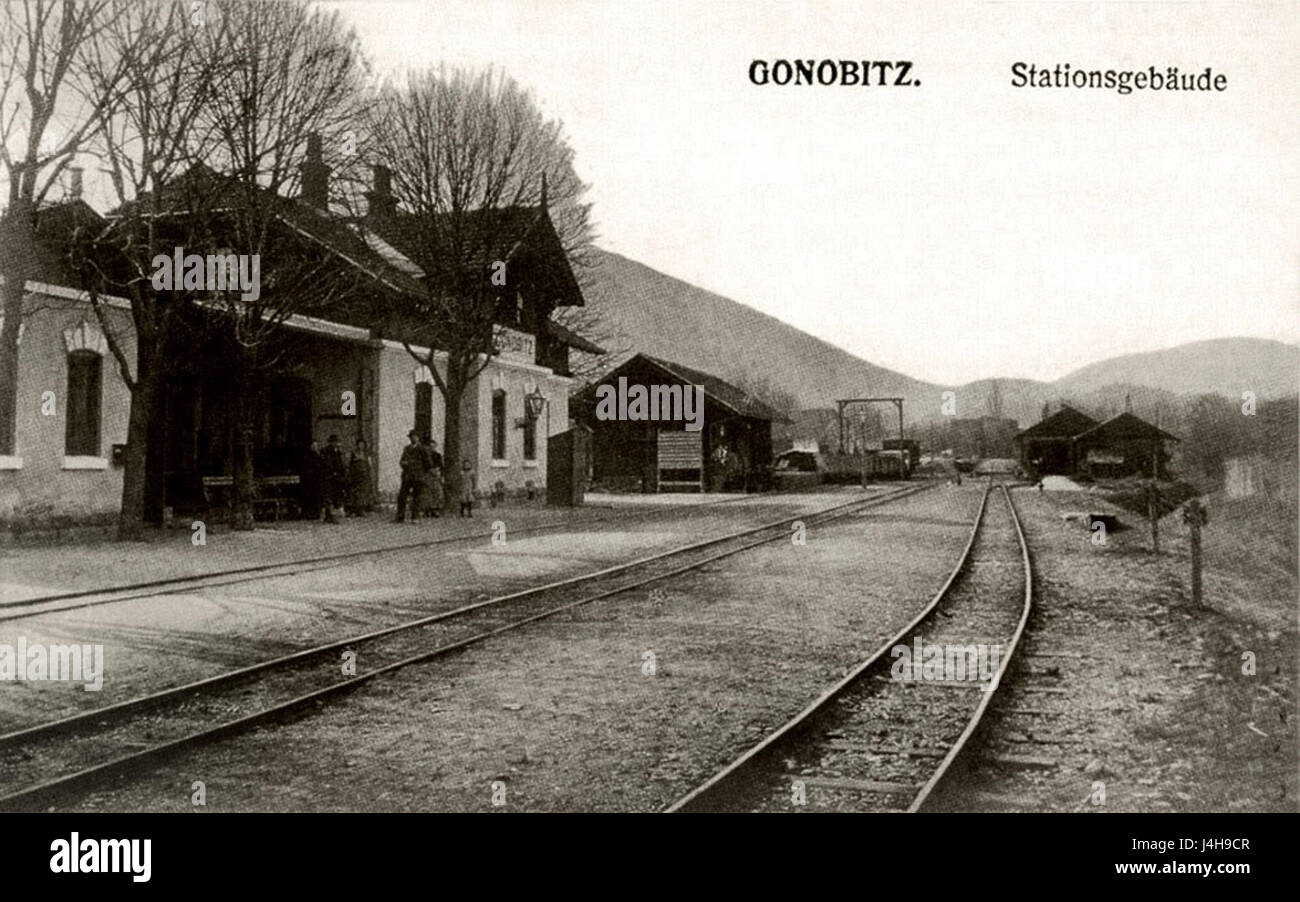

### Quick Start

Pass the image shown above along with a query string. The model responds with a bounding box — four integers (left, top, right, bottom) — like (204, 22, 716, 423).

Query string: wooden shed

(1014, 405, 1100, 476)
(1016, 405, 1178, 479)
(1075, 412, 1179, 479)
(572, 354, 787, 493)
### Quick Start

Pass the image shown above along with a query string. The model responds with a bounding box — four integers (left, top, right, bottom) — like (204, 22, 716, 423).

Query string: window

(65, 351, 102, 456)
(523, 417, 536, 461)
(491, 389, 507, 460)
(414, 381, 433, 441)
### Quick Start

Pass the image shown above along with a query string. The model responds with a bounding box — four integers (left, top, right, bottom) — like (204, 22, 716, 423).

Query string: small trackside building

(1073, 412, 1179, 480)
(1014, 405, 1100, 476)
(572, 354, 787, 493)
(1015, 404, 1178, 479)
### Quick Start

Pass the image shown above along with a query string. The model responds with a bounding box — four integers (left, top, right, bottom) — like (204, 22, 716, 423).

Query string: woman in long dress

(421, 437, 444, 517)
(348, 437, 375, 515)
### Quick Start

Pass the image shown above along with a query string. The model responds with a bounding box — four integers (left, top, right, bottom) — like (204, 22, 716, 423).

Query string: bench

(202, 475, 301, 522)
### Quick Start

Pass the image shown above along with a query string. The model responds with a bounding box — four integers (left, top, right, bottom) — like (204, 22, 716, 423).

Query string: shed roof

(1076, 412, 1179, 444)
(642, 355, 790, 423)
(1015, 405, 1099, 440)
(577, 353, 791, 423)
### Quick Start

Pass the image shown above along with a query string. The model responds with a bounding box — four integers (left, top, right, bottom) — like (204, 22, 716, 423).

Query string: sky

(99, 1, 1300, 385)
(325, 0, 1298, 386)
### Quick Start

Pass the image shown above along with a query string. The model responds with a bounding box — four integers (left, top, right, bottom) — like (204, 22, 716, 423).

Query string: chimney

(298, 133, 330, 208)
(365, 165, 397, 218)
(68, 166, 83, 201)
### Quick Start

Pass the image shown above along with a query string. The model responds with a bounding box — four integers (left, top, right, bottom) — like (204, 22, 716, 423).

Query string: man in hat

(394, 430, 427, 523)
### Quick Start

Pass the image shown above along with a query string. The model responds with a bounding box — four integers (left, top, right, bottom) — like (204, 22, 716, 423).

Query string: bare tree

(0, 0, 120, 455)
(367, 66, 594, 500)
(65, 0, 226, 538)
(185, 0, 371, 529)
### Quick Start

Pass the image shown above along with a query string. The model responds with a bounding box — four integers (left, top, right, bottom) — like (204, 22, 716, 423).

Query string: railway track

(0, 482, 932, 811)
(0, 492, 762, 624)
(666, 480, 1033, 813)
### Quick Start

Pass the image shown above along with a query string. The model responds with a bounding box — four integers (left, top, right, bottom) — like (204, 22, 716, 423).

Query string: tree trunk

(143, 373, 167, 525)
(117, 374, 155, 540)
(441, 368, 467, 504)
(231, 351, 257, 530)
(0, 282, 22, 456)
(0, 203, 36, 456)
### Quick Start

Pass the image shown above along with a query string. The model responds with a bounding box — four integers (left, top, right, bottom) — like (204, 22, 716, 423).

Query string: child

(459, 459, 476, 517)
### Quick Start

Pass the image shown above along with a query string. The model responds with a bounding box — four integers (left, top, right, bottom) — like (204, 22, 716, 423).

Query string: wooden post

(1149, 439, 1160, 553)
(895, 400, 905, 480)
(1148, 482, 1160, 554)
(1190, 516, 1202, 607)
(1183, 499, 1207, 608)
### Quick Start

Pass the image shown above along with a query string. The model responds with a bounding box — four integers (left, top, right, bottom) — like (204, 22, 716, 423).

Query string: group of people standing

(394, 430, 477, 521)
(302, 434, 375, 523)
(300, 430, 475, 523)
(395, 430, 446, 521)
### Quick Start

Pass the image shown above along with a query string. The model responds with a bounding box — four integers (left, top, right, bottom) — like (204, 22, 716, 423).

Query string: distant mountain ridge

(580, 249, 941, 412)
(1053, 338, 1297, 400)
(581, 249, 1298, 428)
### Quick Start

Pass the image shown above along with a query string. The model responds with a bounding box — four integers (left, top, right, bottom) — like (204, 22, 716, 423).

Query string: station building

(0, 148, 596, 524)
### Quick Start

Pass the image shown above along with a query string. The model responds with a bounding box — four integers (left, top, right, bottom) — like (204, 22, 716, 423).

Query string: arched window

(491, 389, 507, 460)
(522, 381, 538, 462)
(66, 350, 102, 456)
(523, 417, 536, 461)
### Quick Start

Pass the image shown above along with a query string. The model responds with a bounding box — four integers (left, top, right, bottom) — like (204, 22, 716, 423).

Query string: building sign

(657, 430, 703, 491)
(493, 324, 536, 365)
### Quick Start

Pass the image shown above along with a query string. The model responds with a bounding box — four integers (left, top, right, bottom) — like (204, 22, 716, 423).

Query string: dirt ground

(30, 480, 1299, 813)
(57, 485, 982, 812)
(938, 485, 1297, 812)
(0, 492, 851, 730)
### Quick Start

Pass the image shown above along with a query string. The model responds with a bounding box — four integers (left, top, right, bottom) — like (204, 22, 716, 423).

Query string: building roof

(365, 204, 585, 309)
(577, 353, 790, 423)
(1075, 412, 1179, 444)
(546, 316, 605, 355)
(104, 163, 594, 351)
(108, 163, 427, 297)
(30, 199, 106, 285)
(1015, 405, 1100, 440)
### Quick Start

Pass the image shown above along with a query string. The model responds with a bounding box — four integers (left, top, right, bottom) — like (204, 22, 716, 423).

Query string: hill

(1052, 338, 1297, 400)
(579, 249, 942, 413)
(579, 249, 1298, 430)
